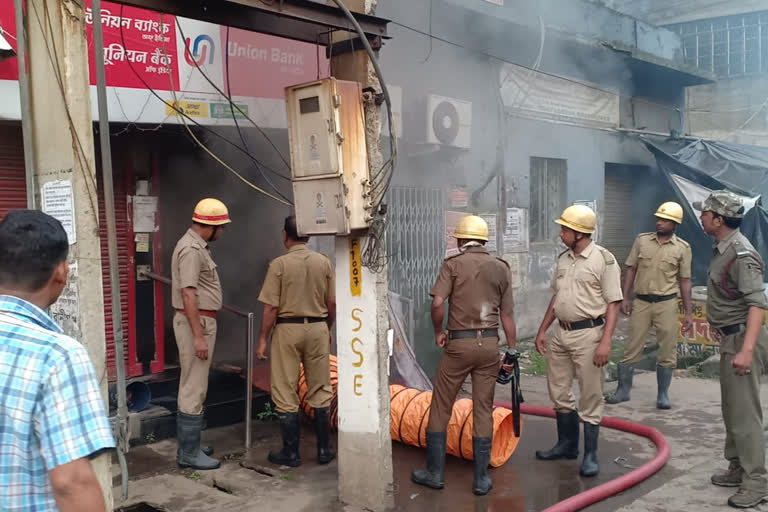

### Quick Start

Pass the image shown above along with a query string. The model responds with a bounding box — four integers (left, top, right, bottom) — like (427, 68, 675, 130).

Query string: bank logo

(184, 34, 215, 66)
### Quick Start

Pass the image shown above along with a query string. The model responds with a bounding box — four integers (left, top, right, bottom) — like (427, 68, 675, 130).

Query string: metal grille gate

(386, 187, 446, 304)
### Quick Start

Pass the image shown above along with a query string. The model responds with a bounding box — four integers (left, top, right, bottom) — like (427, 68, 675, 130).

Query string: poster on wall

(42, 180, 76, 245)
(480, 213, 497, 254)
(50, 261, 80, 339)
(504, 208, 528, 253)
(445, 210, 464, 257)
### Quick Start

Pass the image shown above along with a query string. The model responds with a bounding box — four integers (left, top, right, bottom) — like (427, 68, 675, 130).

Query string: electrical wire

(224, 25, 292, 204)
(116, 6, 290, 183)
(329, 0, 398, 271)
(175, 19, 292, 173)
(157, 14, 291, 206)
(30, 0, 100, 219)
(330, 0, 397, 208)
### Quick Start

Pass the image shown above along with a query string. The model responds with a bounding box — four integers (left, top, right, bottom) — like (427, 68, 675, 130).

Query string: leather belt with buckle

(276, 316, 328, 325)
(449, 328, 499, 340)
(559, 317, 605, 331)
(636, 293, 678, 303)
(718, 323, 745, 336)
(176, 308, 218, 319)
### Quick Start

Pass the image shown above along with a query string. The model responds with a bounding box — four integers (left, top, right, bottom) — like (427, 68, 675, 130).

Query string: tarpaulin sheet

(644, 138, 768, 285)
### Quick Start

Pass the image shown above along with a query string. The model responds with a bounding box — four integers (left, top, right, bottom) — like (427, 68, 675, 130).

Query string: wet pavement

(117, 409, 654, 512)
(391, 414, 645, 512)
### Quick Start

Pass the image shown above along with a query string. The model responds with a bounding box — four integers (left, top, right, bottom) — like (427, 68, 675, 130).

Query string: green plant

(187, 471, 202, 481)
(256, 402, 279, 421)
(522, 351, 547, 376)
(278, 472, 295, 481)
(144, 432, 156, 443)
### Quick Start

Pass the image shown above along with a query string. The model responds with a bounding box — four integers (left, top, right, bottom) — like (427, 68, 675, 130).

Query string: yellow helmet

(192, 198, 232, 226)
(655, 201, 683, 224)
(555, 204, 596, 234)
(454, 215, 489, 241)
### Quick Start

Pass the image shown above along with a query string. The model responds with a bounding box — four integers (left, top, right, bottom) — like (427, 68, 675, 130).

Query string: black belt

(276, 317, 327, 324)
(559, 317, 605, 331)
(636, 293, 677, 303)
(449, 328, 498, 340)
(719, 323, 745, 336)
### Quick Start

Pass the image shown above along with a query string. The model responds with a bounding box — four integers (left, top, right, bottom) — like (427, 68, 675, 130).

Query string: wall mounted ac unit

(427, 94, 472, 149)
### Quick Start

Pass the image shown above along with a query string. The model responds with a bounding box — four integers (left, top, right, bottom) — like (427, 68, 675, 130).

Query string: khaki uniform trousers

(719, 327, 768, 492)
(174, 312, 217, 415)
(546, 325, 604, 426)
(622, 298, 679, 368)
(270, 322, 332, 413)
(427, 336, 499, 438)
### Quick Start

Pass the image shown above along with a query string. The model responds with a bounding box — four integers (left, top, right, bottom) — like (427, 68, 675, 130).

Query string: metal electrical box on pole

(285, 77, 371, 236)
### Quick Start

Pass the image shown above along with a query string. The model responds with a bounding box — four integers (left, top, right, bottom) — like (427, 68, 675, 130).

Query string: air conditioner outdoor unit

(426, 94, 472, 149)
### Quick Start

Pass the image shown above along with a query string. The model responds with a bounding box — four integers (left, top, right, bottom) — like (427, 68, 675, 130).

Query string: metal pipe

(13, 0, 35, 208)
(92, 0, 129, 445)
(245, 312, 255, 449)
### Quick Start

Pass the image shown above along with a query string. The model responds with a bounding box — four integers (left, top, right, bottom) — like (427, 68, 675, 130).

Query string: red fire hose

(495, 402, 670, 512)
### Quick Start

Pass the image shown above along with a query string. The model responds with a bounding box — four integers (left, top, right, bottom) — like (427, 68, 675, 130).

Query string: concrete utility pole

(331, 1, 395, 510)
(22, 0, 113, 507)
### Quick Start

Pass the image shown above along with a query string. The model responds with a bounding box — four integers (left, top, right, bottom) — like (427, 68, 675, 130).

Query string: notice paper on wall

(42, 180, 76, 245)
(132, 195, 159, 233)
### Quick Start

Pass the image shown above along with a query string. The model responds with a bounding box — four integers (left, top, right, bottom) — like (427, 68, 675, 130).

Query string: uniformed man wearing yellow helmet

(534, 204, 622, 477)
(171, 198, 231, 470)
(412, 215, 516, 496)
(606, 202, 693, 409)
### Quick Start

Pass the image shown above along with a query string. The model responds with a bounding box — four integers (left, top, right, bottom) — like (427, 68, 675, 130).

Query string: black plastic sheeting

(644, 138, 768, 285)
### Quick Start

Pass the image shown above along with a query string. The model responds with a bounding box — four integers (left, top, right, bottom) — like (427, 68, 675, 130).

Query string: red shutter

(0, 124, 136, 379)
(97, 166, 133, 379)
(0, 126, 28, 219)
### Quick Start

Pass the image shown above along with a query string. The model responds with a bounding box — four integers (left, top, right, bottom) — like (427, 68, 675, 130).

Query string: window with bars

(530, 157, 567, 243)
(669, 11, 768, 77)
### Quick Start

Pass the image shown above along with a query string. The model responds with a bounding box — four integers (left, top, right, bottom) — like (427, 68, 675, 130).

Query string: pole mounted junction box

(285, 77, 371, 236)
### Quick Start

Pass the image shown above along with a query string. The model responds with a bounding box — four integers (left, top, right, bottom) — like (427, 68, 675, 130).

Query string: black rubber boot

(472, 437, 493, 496)
(176, 412, 221, 470)
(580, 423, 599, 477)
(268, 412, 302, 467)
(201, 409, 213, 456)
(412, 431, 446, 489)
(536, 410, 579, 460)
(605, 363, 634, 404)
(656, 366, 673, 410)
(314, 407, 336, 464)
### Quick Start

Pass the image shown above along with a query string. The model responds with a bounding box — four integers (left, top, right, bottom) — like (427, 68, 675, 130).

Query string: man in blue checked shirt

(0, 210, 115, 512)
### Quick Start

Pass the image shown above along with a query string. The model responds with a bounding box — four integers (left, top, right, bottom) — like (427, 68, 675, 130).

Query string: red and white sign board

(0, 0, 328, 127)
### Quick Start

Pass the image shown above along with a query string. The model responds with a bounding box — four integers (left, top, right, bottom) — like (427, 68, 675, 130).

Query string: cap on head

(655, 201, 683, 224)
(193, 198, 232, 226)
(555, 204, 596, 234)
(454, 215, 489, 241)
(692, 190, 745, 219)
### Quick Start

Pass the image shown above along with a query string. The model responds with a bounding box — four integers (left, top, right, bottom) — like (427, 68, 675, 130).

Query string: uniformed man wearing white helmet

(606, 202, 693, 409)
(171, 198, 231, 470)
(534, 204, 622, 477)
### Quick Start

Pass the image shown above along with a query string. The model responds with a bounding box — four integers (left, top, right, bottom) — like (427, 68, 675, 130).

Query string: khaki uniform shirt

(171, 228, 223, 311)
(552, 241, 623, 322)
(430, 246, 515, 330)
(625, 233, 692, 296)
(706, 229, 767, 333)
(258, 244, 335, 318)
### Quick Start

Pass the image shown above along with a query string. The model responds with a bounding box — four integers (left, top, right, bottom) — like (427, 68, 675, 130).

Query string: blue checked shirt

(0, 295, 115, 511)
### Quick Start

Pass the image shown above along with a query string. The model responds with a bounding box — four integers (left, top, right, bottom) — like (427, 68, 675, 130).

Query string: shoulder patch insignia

(735, 247, 754, 258)
(677, 238, 691, 248)
(598, 247, 616, 265)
